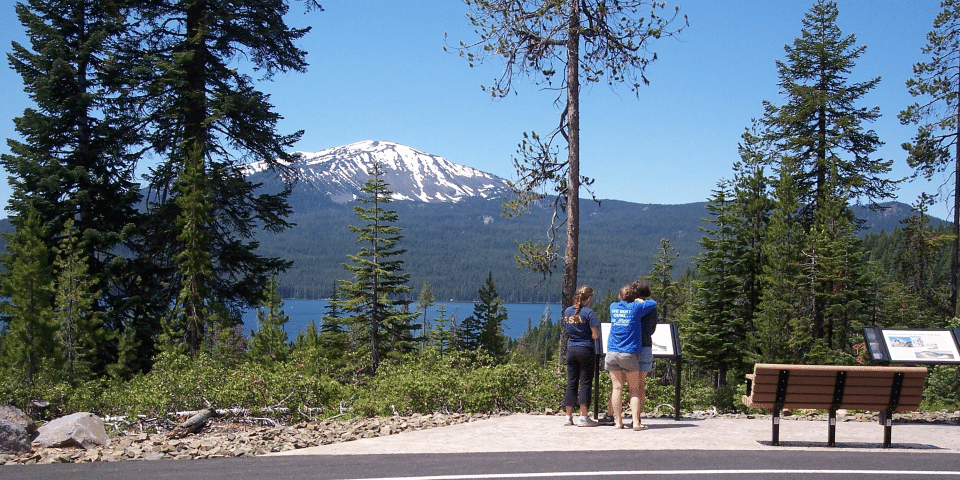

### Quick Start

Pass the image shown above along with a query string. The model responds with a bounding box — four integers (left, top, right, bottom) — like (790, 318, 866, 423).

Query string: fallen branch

(167, 408, 219, 439)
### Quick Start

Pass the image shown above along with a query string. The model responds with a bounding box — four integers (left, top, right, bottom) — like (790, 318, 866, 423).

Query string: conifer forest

(0, 0, 957, 419)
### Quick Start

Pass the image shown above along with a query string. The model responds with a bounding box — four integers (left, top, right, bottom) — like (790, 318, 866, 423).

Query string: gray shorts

(605, 352, 640, 372)
(638, 346, 653, 373)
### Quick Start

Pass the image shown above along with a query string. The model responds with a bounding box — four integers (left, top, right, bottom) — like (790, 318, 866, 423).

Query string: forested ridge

(255, 195, 930, 303)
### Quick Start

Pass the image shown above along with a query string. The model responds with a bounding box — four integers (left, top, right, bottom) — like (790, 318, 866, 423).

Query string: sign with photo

(883, 329, 960, 363)
(863, 326, 960, 365)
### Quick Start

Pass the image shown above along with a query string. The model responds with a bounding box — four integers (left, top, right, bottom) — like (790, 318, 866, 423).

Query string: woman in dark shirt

(561, 286, 601, 427)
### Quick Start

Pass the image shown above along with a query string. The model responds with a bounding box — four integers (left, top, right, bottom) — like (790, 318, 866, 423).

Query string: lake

(241, 299, 559, 340)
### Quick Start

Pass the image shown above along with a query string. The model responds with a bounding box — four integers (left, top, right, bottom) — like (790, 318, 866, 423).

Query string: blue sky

(0, 0, 951, 219)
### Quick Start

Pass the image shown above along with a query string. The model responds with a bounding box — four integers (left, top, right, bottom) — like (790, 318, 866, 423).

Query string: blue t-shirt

(607, 299, 658, 353)
(563, 305, 599, 349)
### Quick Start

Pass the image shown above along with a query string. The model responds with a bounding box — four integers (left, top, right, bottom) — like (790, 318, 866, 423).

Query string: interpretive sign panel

(600, 322, 680, 358)
(862, 326, 960, 365)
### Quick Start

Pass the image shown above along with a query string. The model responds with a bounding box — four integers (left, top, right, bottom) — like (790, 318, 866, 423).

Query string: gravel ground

(3, 408, 958, 465)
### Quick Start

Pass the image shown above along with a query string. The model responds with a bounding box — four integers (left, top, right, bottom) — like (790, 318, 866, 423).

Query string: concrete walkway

(269, 414, 960, 456)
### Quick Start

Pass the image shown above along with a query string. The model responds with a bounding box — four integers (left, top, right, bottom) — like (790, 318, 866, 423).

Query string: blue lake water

(241, 299, 558, 340)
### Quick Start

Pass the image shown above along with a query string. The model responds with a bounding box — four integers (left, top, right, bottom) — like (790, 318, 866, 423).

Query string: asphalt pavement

(267, 413, 960, 456)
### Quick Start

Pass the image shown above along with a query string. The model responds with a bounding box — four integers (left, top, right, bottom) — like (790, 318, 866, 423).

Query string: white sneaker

(577, 416, 599, 427)
(564, 415, 574, 426)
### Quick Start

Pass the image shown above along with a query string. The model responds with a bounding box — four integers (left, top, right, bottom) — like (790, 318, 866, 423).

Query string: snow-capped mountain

(245, 140, 512, 204)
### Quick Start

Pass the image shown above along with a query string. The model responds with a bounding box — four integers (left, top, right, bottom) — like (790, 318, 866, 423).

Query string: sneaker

(597, 415, 615, 426)
(577, 416, 599, 427)
(563, 416, 574, 426)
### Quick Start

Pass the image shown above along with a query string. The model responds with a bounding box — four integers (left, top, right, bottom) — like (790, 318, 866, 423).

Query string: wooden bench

(742, 363, 928, 447)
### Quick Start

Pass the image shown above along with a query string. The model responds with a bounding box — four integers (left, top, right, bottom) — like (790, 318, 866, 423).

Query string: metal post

(593, 352, 600, 419)
(674, 355, 682, 421)
(772, 407, 781, 446)
(828, 409, 837, 447)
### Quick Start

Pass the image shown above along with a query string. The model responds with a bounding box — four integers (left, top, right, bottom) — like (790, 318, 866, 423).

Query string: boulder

(0, 405, 35, 434)
(32, 412, 110, 449)
(0, 420, 31, 454)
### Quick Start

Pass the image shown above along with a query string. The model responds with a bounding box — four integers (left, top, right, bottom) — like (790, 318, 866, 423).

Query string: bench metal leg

(828, 409, 837, 447)
(880, 411, 892, 448)
(772, 407, 781, 446)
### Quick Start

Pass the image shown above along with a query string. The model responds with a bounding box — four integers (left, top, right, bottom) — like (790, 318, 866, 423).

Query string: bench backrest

(744, 363, 928, 412)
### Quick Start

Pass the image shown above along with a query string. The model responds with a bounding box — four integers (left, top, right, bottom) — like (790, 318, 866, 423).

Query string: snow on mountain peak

(245, 140, 511, 204)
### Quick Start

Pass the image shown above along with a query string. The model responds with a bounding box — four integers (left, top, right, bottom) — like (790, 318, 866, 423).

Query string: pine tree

(758, 0, 892, 353)
(755, 162, 810, 363)
(428, 303, 458, 356)
(334, 162, 419, 374)
(3, 0, 145, 371)
(247, 277, 290, 363)
(897, 195, 954, 320)
(417, 282, 436, 348)
(52, 219, 106, 381)
(0, 211, 56, 387)
(762, 0, 894, 222)
(645, 238, 680, 322)
(899, 0, 960, 316)
(730, 122, 773, 329)
(120, 0, 320, 354)
(804, 178, 866, 361)
(686, 183, 748, 396)
(458, 272, 509, 360)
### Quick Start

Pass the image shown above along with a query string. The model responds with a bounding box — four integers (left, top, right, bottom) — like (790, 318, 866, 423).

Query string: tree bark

(559, 0, 581, 365)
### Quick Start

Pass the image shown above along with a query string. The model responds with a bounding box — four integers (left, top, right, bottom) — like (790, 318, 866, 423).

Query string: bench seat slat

(741, 397, 921, 412)
(749, 379, 926, 394)
(749, 373, 927, 386)
(744, 391, 922, 405)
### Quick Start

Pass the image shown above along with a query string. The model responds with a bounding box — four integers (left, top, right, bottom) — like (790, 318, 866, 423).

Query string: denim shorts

(604, 352, 640, 372)
(638, 346, 653, 373)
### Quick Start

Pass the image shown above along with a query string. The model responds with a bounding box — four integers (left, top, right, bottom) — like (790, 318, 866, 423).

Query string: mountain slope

(246, 140, 512, 205)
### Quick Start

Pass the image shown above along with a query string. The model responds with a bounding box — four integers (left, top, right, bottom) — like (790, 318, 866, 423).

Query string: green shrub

(349, 348, 564, 416)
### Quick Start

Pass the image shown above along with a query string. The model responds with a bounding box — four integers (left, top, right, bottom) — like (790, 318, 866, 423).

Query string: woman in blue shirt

(606, 281, 657, 430)
(561, 286, 601, 427)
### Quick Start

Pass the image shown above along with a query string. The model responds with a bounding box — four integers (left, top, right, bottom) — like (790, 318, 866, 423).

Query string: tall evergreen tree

(0, 211, 56, 387)
(899, 0, 960, 316)
(120, 0, 320, 354)
(730, 123, 773, 329)
(759, 0, 892, 349)
(762, 0, 894, 222)
(804, 178, 866, 360)
(334, 162, 419, 374)
(686, 183, 748, 395)
(3, 0, 145, 371)
(755, 161, 810, 363)
(455, 0, 686, 318)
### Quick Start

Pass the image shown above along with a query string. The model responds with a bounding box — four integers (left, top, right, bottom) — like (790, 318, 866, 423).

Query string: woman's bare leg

(609, 371, 626, 429)
(624, 370, 642, 425)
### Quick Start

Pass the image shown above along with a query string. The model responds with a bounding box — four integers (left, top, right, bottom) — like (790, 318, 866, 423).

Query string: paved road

(2, 450, 959, 480)
(2, 415, 958, 479)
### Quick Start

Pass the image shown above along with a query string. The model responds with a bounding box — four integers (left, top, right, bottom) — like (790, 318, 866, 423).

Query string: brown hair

(567, 285, 594, 324)
(619, 284, 638, 302)
(632, 279, 651, 299)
